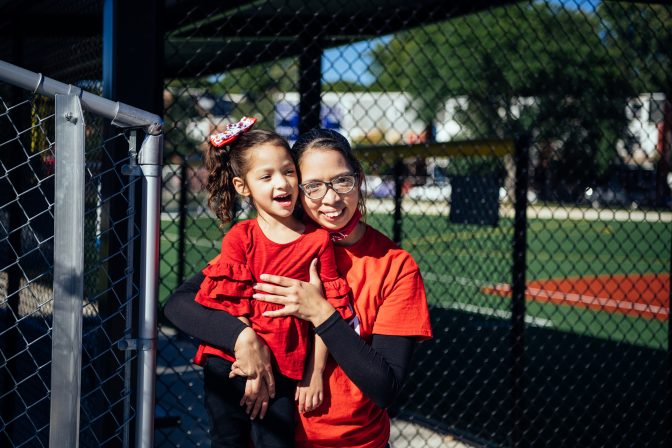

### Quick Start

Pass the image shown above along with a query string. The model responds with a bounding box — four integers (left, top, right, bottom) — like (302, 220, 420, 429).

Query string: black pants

(203, 356, 296, 448)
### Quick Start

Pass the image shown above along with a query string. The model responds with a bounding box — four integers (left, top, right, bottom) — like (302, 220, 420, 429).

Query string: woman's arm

(253, 260, 416, 408)
(316, 312, 415, 409)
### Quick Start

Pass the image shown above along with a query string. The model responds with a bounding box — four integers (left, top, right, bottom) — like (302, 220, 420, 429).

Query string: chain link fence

(156, 1, 671, 447)
(0, 0, 670, 447)
(0, 60, 162, 447)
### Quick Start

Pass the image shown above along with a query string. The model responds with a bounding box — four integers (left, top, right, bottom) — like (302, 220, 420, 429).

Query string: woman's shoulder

(354, 225, 418, 264)
(361, 224, 402, 251)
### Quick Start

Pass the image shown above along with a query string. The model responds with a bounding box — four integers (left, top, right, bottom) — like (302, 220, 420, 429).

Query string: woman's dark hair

(204, 129, 291, 223)
(292, 128, 367, 217)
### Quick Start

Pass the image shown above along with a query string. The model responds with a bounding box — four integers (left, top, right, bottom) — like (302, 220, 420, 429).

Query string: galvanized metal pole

(511, 136, 529, 448)
(122, 131, 139, 448)
(298, 33, 322, 134)
(177, 156, 188, 285)
(393, 157, 404, 246)
(135, 133, 163, 448)
(668, 211, 672, 448)
(49, 94, 85, 448)
(0, 59, 161, 130)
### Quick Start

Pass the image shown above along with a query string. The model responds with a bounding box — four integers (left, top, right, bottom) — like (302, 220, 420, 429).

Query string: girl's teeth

(325, 211, 341, 218)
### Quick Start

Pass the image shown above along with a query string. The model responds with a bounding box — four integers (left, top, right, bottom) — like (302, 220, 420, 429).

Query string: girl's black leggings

(203, 356, 296, 448)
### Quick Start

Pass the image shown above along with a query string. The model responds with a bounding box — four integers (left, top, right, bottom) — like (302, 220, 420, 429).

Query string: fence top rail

(355, 138, 515, 162)
(0, 59, 162, 135)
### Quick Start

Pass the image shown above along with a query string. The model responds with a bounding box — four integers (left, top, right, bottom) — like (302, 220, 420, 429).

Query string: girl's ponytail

(204, 116, 258, 224)
(204, 144, 238, 224)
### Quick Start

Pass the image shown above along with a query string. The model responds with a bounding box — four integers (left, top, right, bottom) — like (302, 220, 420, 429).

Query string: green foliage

(370, 2, 671, 197)
(210, 59, 299, 98)
(598, 2, 672, 91)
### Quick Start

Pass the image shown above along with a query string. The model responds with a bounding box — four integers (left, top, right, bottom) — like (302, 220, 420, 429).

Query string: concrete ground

(155, 326, 481, 448)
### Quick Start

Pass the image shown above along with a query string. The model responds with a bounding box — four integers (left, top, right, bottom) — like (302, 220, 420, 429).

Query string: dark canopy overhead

(0, 0, 519, 79)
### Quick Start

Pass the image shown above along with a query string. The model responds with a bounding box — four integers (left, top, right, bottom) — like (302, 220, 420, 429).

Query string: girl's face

(298, 148, 360, 230)
(234, 144, 299, 224)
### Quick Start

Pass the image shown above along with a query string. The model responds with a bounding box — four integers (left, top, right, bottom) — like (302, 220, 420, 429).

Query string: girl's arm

(295, 334, 328, 413)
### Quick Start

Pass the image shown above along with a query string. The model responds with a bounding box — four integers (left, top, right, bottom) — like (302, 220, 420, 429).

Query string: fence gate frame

(0, 58, 164, 448)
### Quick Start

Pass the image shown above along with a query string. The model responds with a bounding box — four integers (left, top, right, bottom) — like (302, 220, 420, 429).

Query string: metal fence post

(668, 225, 672, 448)
(177, 156, 188, 286)
(123, 130, 139, 448)
(511, 136, 530, 448)
(393, 157, 404, 246)
(298, 33, 322, 134)
(135, 132, 163, 448)
(49, 94, 85, 448)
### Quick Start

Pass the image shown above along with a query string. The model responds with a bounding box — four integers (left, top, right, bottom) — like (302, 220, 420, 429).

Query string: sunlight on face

(299, 148, 360, 230)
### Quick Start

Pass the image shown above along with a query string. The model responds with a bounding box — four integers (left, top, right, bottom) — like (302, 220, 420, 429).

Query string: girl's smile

(236, 143, 299, 224)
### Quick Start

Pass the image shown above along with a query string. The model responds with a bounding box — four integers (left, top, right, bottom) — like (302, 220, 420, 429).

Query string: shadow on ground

(393, 307, 669, 447)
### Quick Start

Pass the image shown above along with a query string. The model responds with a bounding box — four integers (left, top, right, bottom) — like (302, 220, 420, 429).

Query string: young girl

(194, 117, 352, 447)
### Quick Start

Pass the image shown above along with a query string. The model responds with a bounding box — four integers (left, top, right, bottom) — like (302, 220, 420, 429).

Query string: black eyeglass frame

(299, 173, 359, 200)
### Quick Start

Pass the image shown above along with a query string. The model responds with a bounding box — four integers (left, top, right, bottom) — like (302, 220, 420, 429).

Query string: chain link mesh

(0, 82, 141, 446)
(0, 0, 669, 446)
(157, 1, 670, 447)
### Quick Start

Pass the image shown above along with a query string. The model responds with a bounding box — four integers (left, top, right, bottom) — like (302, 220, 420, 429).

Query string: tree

(598, 2, 672, 93)
(370, 3, 637, 200)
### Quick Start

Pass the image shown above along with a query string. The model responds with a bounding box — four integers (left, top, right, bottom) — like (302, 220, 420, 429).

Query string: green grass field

(159, 211, 669, 350)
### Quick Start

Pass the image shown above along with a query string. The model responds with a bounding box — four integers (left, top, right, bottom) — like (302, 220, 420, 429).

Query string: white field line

(364, 199, 672, 222)
(486, 283, 669, 317)
(162, 202, 672, 222)
(161, 232, 219, 250)
(422, 272, 554, 328)
(445, 302, 554, 328)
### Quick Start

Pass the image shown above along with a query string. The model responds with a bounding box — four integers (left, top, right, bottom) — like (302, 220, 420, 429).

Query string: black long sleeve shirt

(163, 272, 415, 408)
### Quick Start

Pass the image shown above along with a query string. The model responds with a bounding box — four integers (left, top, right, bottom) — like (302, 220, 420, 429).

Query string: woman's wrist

(310, 300, 337, 328)
(234, 326, 259, 353)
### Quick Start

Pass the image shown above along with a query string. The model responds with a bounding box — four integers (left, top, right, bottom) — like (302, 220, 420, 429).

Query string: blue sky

(322, 37, 391, 85)
(320, 0, 599, 85)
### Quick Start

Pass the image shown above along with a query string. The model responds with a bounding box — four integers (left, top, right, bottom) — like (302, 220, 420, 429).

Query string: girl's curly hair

(203, 129, 291, 223)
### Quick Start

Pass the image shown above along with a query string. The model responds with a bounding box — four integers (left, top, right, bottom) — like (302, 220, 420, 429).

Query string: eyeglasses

(299, 174, 358, 200)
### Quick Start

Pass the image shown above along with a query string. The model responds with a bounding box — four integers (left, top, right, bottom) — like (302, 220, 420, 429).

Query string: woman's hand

(252, 259, 335, 327)
(230, 327, 276, 400)
(241, 376, 271, 420)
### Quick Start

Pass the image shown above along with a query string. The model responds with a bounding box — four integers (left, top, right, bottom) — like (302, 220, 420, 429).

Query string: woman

(164, 128, 432, 448)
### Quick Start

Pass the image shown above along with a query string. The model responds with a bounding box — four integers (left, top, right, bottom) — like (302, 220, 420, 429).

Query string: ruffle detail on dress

(203, 261, 254, 282)
(323, 277, 354, 321)
(194, 261, 255, 315)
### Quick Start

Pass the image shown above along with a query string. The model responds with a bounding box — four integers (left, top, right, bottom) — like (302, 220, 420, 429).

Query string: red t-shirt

(295, 225, 432, 448)
(194, 219, 352, 380)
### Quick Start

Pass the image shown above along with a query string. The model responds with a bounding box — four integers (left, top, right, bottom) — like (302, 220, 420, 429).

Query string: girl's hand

(230, 327, 276, 399)
(295, 371, 324, 414)
(253, 259, 335, 327)
(241, 376, 271, 420)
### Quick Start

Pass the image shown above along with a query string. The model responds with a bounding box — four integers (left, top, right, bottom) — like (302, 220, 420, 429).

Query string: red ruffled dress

(193, 219, 352, 380)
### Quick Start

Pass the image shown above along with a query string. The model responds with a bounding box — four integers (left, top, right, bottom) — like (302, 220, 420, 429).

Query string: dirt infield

(482, 273, 669, 321)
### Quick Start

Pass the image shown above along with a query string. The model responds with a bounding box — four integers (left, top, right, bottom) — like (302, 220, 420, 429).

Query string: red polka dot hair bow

(209, 116, 257, 147)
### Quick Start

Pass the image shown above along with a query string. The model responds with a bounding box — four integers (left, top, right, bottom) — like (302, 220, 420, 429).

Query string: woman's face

(298, 148, 360, 230)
